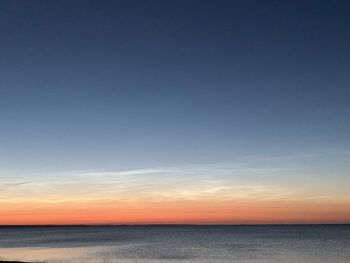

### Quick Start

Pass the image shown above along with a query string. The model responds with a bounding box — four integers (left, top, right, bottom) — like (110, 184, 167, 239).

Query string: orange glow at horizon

(1, 199, 349, 225)
(1, 162, 350, 225)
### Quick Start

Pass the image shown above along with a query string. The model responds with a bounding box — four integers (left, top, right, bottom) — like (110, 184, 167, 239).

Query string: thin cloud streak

(1, 151, 349, 205)
(0, 182, 32, 192)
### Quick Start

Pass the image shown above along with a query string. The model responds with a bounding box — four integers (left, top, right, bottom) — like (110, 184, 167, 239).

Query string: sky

(0, 0, 349, 224)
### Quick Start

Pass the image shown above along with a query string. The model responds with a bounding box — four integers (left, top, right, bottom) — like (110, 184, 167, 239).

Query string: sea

(0, 225, 349, 263)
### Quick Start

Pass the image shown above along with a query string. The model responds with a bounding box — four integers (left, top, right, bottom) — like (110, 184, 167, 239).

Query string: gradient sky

(0, 0, 349, 224)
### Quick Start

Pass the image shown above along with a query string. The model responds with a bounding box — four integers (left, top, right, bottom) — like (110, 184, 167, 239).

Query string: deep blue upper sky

(0, 0, 349, 171)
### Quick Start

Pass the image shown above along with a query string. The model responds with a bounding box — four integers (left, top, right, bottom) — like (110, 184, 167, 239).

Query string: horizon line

(0, 223, 349, 227)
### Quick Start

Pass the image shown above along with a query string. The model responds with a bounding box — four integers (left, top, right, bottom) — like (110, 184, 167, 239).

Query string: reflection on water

(0, 225, 349, 263)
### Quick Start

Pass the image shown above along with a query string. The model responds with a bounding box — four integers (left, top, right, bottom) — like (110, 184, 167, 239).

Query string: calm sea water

(0, 225, 349, 263)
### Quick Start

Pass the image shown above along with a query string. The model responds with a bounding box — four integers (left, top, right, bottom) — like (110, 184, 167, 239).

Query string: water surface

(0, 225, 349, 263)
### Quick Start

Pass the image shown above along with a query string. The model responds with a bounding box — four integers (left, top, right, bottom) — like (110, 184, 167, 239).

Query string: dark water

(0, 225, 349, 263)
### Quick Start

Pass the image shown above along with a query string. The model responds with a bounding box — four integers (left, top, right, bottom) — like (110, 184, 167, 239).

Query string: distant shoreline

(0, 223, 349, 228)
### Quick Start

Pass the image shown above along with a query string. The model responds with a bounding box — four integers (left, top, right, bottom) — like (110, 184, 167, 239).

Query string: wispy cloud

(0, 164, 301, 203)
(0, 181, 32, 192)
(1, 150, 349, 204)
(241, 149, 350, 162)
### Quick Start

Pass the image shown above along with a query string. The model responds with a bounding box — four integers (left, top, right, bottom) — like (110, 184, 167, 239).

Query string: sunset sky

(0, 0, 349, 224)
